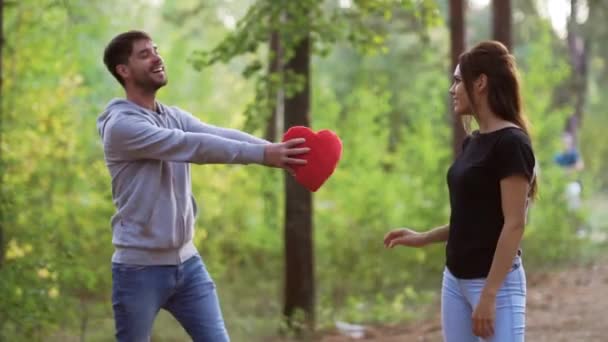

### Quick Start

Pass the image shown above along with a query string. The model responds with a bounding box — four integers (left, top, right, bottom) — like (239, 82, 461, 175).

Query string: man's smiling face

(121, 39, 167, 92)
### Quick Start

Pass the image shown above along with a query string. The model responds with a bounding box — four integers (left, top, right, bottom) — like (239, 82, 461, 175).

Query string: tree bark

(450, 0, 466, 159)
(0, 0, 4, 268)
(565, 0, 588, 143)
(79, 299, 88, 342)
(492, 0, 512, 50)
(265, 30, 283, 142)
(262, 31, 283, 258)
(283, 35, 314, 332)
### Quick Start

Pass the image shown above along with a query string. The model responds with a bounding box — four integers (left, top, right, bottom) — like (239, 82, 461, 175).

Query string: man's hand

(263, 138, 310, 172)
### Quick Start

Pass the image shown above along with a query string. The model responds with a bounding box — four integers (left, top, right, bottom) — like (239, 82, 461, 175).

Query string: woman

(384, 41, 536, 341)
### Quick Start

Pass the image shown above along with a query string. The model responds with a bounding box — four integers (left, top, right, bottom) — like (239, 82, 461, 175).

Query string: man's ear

(475, 73, 488, 92)
(116, 64, 129, 80)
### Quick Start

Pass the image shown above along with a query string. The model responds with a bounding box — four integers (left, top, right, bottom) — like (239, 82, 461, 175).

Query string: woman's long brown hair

(459, 40, 537, 198)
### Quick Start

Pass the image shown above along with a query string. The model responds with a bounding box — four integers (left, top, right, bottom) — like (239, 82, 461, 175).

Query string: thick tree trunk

(79, 299, 88, 342)
(265, 30, 283, 142)
(262, 31, 283, 259)
(283, 35, 314, 333)
(450, 0, 466, 158)
(565, 0, 588, 143)
(492, 0, 512, 50)
(0, 0, 4, 268)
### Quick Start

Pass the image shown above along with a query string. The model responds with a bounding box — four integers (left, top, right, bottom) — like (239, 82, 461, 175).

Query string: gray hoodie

(97, 99, 268, 265)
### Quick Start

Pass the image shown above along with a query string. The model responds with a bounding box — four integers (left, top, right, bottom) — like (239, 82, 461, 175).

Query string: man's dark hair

(103, 30, 151, 86)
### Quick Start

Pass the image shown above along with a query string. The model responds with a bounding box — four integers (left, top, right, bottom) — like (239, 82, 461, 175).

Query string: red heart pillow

(282, 126, 343, 192)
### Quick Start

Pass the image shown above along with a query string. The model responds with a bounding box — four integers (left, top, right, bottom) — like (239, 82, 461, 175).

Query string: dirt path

(319, 260, 608, 342)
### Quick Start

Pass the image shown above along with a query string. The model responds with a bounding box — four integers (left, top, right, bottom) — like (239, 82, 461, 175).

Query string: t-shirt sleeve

(461, 135, 472, 152)
(494, 131, 536, 181)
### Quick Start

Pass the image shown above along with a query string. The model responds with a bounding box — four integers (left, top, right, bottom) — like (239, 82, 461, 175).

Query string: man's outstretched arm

(102, 113, 307, 168)
(180, 110, 270, 145)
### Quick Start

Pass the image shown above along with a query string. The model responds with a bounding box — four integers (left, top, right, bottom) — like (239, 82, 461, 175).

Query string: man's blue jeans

(111, 254, 230, 342)
(441, 256, 526, 342)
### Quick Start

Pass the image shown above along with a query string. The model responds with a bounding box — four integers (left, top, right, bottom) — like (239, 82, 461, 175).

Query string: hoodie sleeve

(102, 113, 266, 164)
(178, 109, 270, 145)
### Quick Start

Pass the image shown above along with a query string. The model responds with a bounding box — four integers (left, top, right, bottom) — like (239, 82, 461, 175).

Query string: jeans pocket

(504, 264, 526, 295)
(509, 255, 523, 272)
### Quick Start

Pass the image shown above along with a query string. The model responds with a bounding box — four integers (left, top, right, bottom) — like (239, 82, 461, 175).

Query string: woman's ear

(475, 73, 488, 92)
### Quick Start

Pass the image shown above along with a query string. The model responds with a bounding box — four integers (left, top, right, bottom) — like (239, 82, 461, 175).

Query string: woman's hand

(472, 292, 496, 339)
(383, 228, 428, 248)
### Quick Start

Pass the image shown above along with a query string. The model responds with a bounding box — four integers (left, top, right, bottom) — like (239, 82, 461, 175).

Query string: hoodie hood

(98, 99, 129, 140)
(97, 98, 160, 140)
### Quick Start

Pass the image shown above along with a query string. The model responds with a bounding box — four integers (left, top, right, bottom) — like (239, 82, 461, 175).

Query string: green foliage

(311, 75, 450, 324)
(0, 1, 122, 339)
(516, 23, 589, 265)
(581, 48, 608, 191)
(190, 0, 441, 133)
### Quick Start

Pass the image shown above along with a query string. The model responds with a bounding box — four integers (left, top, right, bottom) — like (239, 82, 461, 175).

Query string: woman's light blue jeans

(111, 254, 229, 342)
(441, 257, 526, 342)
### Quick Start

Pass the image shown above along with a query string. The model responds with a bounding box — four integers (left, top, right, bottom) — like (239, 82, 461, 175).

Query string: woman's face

(449, 64, 472, 116)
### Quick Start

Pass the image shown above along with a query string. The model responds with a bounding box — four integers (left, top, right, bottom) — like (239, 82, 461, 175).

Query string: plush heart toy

(282, 126, 343, 192)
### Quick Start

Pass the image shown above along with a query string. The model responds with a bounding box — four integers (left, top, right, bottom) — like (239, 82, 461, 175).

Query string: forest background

(1, 0, 607, 341)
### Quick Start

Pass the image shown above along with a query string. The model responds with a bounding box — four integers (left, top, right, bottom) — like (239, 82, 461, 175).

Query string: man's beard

(134, 73, 167, 93)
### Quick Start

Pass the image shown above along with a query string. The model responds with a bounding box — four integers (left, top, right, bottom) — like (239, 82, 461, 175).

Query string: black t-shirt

(446, 127, 535, 279)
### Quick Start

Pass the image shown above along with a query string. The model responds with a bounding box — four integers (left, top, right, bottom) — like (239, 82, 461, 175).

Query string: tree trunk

(262, 31, 283, 249)
(450, 0, 466, 159)
(565, 0, 588, 144)
(492, 0, 512, 50)
(79, 299, 88, 342)
(283, 35, 314, 333)
(0, 0, 4, 268)
(264, 30, 283, 142)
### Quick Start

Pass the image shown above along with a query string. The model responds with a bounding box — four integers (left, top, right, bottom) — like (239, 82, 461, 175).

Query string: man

(97, 30, 308, 342)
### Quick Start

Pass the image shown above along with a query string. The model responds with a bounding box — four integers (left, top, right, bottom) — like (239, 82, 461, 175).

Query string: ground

(317, 258, 608, 342)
